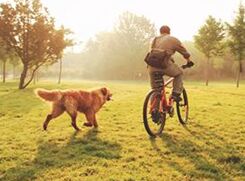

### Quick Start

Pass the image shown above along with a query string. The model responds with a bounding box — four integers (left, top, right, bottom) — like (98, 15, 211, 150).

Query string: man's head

(160, 25, 170, 34)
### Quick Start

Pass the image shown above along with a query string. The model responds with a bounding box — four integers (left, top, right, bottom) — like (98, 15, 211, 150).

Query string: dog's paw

(84, 122, 93, 127)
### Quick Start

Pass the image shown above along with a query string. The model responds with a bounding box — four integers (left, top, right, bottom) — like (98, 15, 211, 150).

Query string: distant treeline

(37, 41, 241, 81)
(41, 9, 245, 83)
(0, 1, 244, 89)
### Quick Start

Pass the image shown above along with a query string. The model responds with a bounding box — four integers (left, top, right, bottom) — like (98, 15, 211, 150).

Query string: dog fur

(35, 87, 112, 131)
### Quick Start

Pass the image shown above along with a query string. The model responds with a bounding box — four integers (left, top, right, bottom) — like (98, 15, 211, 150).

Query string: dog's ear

(101, 87, 107, 96)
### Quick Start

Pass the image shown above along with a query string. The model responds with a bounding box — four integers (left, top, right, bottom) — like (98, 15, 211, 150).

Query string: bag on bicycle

(144, 50, 168, 68)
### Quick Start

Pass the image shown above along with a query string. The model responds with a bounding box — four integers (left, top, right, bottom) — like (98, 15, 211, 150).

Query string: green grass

(0, 80, 245, 181)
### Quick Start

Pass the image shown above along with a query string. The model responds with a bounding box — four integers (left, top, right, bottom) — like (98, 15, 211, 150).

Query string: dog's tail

(35, 89, 62, 102)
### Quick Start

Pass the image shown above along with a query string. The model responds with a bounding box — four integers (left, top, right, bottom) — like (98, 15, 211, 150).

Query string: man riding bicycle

(145, 25, 193, 120)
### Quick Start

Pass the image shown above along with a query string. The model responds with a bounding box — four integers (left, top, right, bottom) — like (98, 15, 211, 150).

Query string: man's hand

(182, 60, 194, 69)
(187, 61, 194, 67)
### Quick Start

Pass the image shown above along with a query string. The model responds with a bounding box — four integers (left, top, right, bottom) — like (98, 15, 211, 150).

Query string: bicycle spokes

(143, 90, 166, 137)
(176, 89, 189, 124)
(143, 85, 189, 137)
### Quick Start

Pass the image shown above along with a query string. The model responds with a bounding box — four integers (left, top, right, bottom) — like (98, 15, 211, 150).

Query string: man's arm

(174, 39, 191, 61)
(149, 37, 157, 51)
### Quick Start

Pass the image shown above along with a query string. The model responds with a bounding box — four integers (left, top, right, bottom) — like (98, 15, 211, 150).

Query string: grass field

(0, 80, 245, 181)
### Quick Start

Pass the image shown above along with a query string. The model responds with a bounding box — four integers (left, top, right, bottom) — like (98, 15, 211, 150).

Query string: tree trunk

(2, 60, 6, 83)
(205, 57, 210, 86)
(19, 10, 30, 89)
(36, 70, 39, 82)
(236, 71, 240, 88)
(58, 58, 62, 84)
(24, 68, 39, 89)
(13, 64, 16, 79)
(236, 61, 242, 88)
(19, 64, 28, 89)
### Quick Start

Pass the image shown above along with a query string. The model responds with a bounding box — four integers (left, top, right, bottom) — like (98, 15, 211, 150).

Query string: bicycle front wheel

(143, 90, 166, 137)
(176, 88, 189, 124)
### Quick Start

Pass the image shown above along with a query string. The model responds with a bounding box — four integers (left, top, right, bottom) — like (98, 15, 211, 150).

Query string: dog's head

(100, 87, 112, 101)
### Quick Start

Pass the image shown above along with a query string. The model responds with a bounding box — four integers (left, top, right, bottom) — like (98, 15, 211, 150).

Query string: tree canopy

(226, 3, 245, 87)
(194, 16, 225, 58)
(0, 0, 72, 89)
(81, 12, 156, 79)
(194, 16, 225, 85)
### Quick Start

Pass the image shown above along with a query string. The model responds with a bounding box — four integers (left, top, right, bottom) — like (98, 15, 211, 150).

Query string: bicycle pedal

(168, 107, 174, 117)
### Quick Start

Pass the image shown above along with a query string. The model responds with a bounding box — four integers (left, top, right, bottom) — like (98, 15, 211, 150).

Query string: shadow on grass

(185, 122, 245, 166)
(162, 134, 227, 180)
(1, 128, 121, 181)
(149, 122, 245, 180)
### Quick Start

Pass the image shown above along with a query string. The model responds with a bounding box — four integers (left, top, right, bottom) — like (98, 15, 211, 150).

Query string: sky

(0, 0, 244, 51)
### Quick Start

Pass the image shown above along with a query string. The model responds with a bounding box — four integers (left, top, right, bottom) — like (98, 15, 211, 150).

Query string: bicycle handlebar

(181, 61, 194, 69)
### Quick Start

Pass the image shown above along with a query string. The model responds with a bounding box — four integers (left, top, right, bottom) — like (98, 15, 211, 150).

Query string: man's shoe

(151, 109, 160, 123)
(171, 92, 182, 102)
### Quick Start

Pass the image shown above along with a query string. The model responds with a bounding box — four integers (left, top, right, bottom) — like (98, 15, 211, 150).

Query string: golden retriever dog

(35, 87, 112, 131)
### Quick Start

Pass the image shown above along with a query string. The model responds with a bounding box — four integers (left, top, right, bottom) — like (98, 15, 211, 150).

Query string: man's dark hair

(160, 25, 170, 34)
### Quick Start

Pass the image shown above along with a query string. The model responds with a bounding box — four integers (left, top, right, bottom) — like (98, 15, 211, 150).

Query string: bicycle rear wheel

(143, 90, 166, 137)
(176, 88, 189, 124)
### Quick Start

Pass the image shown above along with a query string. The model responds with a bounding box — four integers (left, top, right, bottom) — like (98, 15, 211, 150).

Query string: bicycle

(143, 61, 194, 137)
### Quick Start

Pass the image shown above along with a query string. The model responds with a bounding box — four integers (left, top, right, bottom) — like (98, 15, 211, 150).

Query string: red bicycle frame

(160, 77, 175, 112)
(150, 77, 175, 114)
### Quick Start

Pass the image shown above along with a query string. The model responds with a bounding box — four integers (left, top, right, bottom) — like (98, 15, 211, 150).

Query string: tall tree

(194, 16, 225, 86)
(114, 12, 156, 77)
(0, 38, 8, 83)
(82, 12, 156, 79)
(57, 27, 73, 84)
(0, 0, 72, 89)
(8, 54, 20, 79)
(227, 3, 245, 88)
(0, 38, 16, 83)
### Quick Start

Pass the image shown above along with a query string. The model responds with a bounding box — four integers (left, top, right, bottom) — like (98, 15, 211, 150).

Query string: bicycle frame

(160, 77, 174, 112)
(149, 77, 175, 114)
